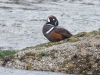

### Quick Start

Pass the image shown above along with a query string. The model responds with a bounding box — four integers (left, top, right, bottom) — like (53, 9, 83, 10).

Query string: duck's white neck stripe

(46, 27, 54, 34)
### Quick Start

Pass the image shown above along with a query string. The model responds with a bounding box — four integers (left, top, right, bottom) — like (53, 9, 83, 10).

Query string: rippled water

(0, 0, 100, 50)
(0, 66, 82, 75)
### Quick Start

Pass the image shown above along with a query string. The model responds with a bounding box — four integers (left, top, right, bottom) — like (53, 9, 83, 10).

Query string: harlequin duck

(42, 15, 72, 42)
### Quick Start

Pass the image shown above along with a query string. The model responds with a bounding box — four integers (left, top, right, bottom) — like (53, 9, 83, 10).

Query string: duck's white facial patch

(53, 19, 55, 21)
(47, 18, 50, 22)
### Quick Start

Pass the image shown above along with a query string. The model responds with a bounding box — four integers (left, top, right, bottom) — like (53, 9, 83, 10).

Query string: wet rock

(0, 29, 100, 74)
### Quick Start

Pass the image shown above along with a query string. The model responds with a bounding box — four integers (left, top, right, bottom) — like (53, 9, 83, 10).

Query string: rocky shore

(0, 29, 100, 74)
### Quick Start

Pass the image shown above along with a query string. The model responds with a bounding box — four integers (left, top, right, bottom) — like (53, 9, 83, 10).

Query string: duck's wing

(54, 27, 72, 38)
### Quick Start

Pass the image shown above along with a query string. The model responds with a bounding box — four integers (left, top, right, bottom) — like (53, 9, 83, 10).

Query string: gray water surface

(0, 67, 82, 75)
(0, 0, 100, 50)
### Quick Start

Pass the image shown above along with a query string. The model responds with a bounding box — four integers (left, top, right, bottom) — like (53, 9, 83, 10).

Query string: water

(0, 0, 100, 50)
(0, 66, 82, 75)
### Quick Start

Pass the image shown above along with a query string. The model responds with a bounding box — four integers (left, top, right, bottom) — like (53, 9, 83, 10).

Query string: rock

(0, 29, 100, 74)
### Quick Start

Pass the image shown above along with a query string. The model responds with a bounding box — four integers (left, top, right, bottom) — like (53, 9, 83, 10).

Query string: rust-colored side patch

(51, 31, 63, 41)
